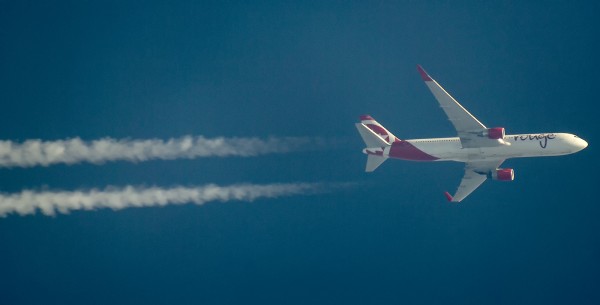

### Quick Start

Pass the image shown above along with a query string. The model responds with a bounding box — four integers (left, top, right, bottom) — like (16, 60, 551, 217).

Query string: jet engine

(490, 168, 515, 181)
(486, 127, 505, 139)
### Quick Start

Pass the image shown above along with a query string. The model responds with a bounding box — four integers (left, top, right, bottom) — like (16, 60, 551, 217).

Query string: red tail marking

(388, 141, 439, 161)
(365, 124, 387, 135)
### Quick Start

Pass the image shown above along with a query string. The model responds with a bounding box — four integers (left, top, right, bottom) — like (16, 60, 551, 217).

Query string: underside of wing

(447, 159, 505, 202)
(417, 65, 503, 148)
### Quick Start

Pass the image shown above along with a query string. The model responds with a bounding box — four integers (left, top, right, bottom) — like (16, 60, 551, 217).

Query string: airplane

(356, 65, 588, 202)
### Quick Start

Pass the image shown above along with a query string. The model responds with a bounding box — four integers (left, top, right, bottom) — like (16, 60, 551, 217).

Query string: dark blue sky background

(1, 1, 598, 304)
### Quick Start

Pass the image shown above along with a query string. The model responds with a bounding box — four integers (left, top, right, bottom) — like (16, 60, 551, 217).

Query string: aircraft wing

(417, 65, 499, 148)
(446, 159, 505, 202)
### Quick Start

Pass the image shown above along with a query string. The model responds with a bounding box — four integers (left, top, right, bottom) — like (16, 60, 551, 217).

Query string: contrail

(0, 182, 330, 217)
(0, 136, 323, 168)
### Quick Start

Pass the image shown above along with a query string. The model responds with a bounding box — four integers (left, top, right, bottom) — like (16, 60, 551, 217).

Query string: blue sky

(0, 1, 598, 304)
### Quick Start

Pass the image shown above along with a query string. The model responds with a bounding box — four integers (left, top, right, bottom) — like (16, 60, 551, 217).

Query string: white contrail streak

(0, 136, 322, 168)
(0, 182, 328, 217)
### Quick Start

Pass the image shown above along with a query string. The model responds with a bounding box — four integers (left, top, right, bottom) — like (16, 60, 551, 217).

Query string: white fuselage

(357, 65, 590, 202)
(403, 133, 587, 162)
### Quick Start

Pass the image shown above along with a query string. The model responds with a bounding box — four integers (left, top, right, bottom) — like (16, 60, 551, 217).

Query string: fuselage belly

(368, 133, 586, 163)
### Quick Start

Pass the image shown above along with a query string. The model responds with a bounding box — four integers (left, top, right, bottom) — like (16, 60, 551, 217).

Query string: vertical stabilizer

(355, 123, 390, 148)
(356, 115, 395, 172)
(359, 115, 400, 144)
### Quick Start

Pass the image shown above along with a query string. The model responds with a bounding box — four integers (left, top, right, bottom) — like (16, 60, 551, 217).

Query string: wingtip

(416, 65, 433, 81)
(444, 191, 453, 202)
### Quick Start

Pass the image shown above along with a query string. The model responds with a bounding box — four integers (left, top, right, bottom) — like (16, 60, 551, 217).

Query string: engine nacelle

(487, 127, 505, 140)
(490, 168, 515, 181)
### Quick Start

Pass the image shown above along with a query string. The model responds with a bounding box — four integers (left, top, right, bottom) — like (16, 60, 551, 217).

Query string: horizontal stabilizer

(355, 123, 391, 148)
(366, 155, 387, 172)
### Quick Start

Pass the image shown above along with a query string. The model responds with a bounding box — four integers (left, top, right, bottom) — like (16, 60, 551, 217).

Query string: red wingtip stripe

(359, 115, 374, 121)
(416, 65, 433, 81)
(444, 192, 453, 202)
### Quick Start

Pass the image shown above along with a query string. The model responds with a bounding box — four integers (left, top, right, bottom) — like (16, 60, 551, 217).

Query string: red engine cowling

(491, 168, 515, 181)
(487, 127, 505, 139)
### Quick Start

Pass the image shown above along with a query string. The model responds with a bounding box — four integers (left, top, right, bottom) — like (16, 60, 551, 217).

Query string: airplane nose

(575, 138, 588, 150)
